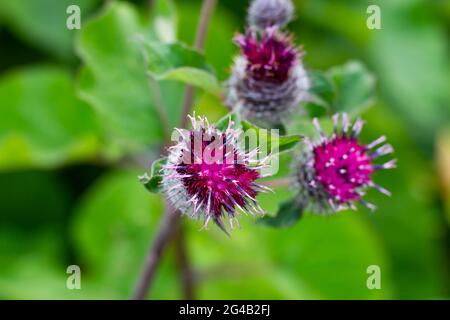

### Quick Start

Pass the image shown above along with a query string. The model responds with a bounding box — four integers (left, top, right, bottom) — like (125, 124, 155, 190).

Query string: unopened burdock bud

(294, 114, 396, 213)
(227, 27, 310, 126)
(248, 0, 294, 29)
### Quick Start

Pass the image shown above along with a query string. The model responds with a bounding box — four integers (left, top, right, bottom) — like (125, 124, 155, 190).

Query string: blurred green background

(0, 0, 449, 299)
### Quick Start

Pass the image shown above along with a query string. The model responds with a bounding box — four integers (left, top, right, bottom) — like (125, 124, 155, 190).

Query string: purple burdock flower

(237, 27, 296, 83)
(162, 115, 270, 233)
(294, 114, 396, 213)
(227, 27, 310, 126)
(248, 0, 294, 29)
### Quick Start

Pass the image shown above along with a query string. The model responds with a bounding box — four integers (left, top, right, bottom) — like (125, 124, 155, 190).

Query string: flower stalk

(131, 0, 217, 300)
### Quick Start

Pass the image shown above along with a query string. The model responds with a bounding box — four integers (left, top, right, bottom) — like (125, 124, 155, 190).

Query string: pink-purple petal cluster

(227, 27, 310, 126)
(162, 115, 269, 232)
(294, 114, 396, 213)
(235, 28, 298, 83)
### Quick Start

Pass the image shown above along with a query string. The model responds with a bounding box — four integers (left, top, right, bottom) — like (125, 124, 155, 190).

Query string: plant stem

(261, 177, 292, 189)
(131, 200, 178, 300)
(148, 77, 171, 144)
(173, 0, 216, 298)
(180, 0, 217, 128)
(174, 220, 196, 299)
(131, 0, 217, 300)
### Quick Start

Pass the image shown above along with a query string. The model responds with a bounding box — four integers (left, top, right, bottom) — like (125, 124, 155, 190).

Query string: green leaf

(186, 195, 392, 299)
(272, 122, 287, 136)
(258, 198, 304, 228)
(306, 61, 376, 118)
(327, 61, 376, 116)
(361, 102, 447, 299)
(241, 120, 302, 154)
(0, 171, 70, 227)
(0, 66, 100, 170)
(0, 229, 113, 299)
(139, 158, 167, 193)
(72, 171, 165, 297)
(142, 41, 221, 96)
(214, 112, 238, 131)
(149, 0, 177, 43)
(195, 92, 229, 124)
(277, 135, 304, 154)
(368, 1, 450, 145)
(307, 70, 335, 109)
(68, 172, 393, 299)
(0, 0, 100, 60)
(76, 2, 172, 154)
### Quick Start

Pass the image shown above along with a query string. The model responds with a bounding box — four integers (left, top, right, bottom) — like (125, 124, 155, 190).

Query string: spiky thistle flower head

(235, 27, 297, 83)
(162, 114, 270, 233)
(294, 114, 396, 213)
(227, 27, 310, 126)
(248, 0, 294, 29)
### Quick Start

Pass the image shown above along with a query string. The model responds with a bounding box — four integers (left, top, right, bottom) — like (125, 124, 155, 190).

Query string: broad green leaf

(149, 0, 177, 43)
(72, 171, 165, 297)
(186, 192, 392, 299)
(139, 158, 167, 193)
(69, 173, 392, 299)
(326, 61, 376, 116)
(272, 122, 287, 136)
(142, 41, 221, 96)
(0, 172, 99, 298)
(307, 70, 335, 109)
(76, 2, 176, 154)
(0, 66, 100, 170)
(0, 171, 70, 226)
(0, 229, 112, 299)
(0, 0, 100, 60)
(304, 62, 376, 118)
(368, 0, 450, 145)
(360, 102, 447, 299)
(265, 212, 392, 299)
(276, 135, 304, 154)
(241, 120, 302, 154)
(258, 198, 304, 228)
(300, 1, 369, 49)
(286, 98, 448, 299)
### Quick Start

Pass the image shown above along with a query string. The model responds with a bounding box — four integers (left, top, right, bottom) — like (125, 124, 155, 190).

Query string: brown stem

(148, 77, 171, 144)
(131, 200, 178, 300)
(180, 0, 217, 128)
(174, 220, 196, 299)
(260, 177, 292, 189)
(171, 0, 217, 297)
(131, 0, 217, 300)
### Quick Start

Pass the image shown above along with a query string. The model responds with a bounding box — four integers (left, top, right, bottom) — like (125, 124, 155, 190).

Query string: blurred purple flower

(247, 0, 294, 29)
(227, 27, 310, 126)
(235, 27, 297, 83)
